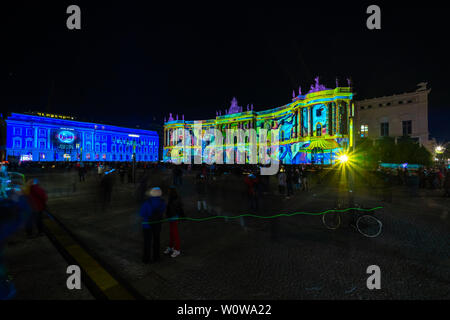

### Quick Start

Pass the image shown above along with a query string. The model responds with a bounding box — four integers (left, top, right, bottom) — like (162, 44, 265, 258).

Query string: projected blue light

(5, 113, 159, 162)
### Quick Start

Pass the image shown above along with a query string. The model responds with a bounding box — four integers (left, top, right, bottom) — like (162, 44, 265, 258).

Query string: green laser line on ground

(143, 206, 383, 225)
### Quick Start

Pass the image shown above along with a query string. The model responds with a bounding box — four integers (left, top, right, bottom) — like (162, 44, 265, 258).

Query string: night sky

(2, 2, 449, 140)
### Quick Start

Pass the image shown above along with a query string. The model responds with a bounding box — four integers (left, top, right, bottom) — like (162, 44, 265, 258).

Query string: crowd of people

(0, 164, 48, 300)
(1, 159, 449, 297)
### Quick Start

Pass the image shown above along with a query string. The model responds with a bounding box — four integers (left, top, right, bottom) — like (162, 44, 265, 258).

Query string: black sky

(2, 2, 449, 140)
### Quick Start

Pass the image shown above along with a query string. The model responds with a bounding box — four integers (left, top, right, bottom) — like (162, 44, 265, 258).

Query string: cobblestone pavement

(28, 169, 450, 299)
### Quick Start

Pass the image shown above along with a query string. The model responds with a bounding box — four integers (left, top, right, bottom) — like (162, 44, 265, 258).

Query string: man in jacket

(139, 187, 166, 263)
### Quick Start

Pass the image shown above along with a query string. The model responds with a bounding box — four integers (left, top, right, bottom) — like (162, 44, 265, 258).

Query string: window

(39, 141, 46, 149)
(13, 138, 21, 148)
(26, 128, 33, 136)
(361, 124, 368, 138)
(386, 102, 391, 106)
(102, 144, 107, 153)
(398, 101, 403, 104)
(380, 122, 389, 137)
(402, 120, 412, 136)
(102, 135, 107, 141)
(378, 104, 383, 107)
(86, 143, 91, 152)
(14, 127, 22, 136)
(360, 106, 365, 110)
(26, 139, 33, 148)
(316, 108, 322, 117)
(112, 144, 116, 153)
(95, 143, 100, 152)
(367, 105, 372, 109)
(407, 100, 412, 103)
(39, 129, 46, 137)
(316, 124, 322, 136)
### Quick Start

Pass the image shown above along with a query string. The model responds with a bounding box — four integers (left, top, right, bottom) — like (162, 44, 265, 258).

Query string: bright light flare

(338, 154, 349, 163)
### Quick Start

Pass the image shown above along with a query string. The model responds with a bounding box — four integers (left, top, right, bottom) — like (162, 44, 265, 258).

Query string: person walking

(139, 187, 166, 263)
(164, 187, 184, 258)
(25, 179, 48, 238)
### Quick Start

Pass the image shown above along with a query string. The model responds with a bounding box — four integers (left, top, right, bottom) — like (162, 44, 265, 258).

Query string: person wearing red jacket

(26, 179, 48, 238)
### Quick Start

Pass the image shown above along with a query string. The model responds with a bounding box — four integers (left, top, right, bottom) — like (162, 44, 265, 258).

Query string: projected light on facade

(163, 77, 355, 165)
(5, 113, 159, 162)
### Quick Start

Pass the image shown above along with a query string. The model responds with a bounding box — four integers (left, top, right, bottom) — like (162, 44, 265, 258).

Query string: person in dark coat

(444, 171, 450, 197)
(164, 187, 184, 258)
(195, 174, 207, 214)
(139, 187, 166, 263)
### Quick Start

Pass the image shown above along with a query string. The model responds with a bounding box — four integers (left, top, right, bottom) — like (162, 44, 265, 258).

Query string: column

(34, 127, 38, 148)
(309, 106, 313, 137)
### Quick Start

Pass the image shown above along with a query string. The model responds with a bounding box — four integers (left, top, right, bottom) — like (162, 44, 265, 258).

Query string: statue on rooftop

(228, 97, 242, 115)
(299, 86, 302, 95)
(168, 113, 174, 121)
(308, 76, 327, 93)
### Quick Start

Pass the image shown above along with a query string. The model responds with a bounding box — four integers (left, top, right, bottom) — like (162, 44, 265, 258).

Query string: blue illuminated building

(5, 113, 159, 162)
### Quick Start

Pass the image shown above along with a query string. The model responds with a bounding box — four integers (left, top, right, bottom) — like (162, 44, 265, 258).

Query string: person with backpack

(139, 187, 166, 263)
(164, 186, 185, 258)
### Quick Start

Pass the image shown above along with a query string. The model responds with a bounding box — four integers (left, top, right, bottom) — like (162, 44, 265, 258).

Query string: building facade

(355, 82, 434, 152)
(6, 112, 159, 162)
(163, 78, 355, 165)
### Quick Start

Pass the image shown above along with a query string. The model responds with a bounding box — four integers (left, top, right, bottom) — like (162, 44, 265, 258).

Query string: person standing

(97, 163, 104, 179)
(278, 168, 286, 197)
(164, 187, 184, 258)
(195, 174, 207, 214)
(244, 173, 259, 212)
(286, 167, 293, 199)
(301, 168, 309, 192)
(119, 165, 126, 184)
(26, 179, 48, 238)
(293, 168, 301, 191)
(78, 162, 86, 182)
(139, 187, 166, 263)
(443, 170, 450, 197)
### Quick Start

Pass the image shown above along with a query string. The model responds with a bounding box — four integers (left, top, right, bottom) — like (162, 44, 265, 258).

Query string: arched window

(316, 124, 322, 136)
